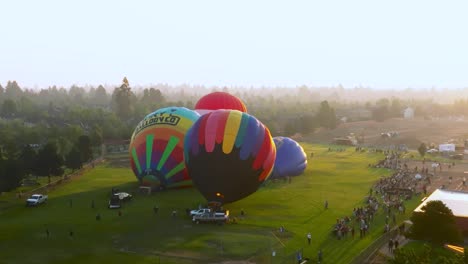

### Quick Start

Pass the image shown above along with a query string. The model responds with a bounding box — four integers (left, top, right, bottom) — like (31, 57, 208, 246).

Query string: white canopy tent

(439, 144, 455, 152)
(415, 189, 468, 217)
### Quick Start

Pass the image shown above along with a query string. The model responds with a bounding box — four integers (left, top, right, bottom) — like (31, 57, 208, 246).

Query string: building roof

(414, 189, 468, 217)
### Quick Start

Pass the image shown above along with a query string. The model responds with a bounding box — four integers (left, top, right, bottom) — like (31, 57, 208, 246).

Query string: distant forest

(2, 78, 468, 192)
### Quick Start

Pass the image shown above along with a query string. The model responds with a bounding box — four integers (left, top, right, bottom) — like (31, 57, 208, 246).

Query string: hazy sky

(1, 0, 467, 89)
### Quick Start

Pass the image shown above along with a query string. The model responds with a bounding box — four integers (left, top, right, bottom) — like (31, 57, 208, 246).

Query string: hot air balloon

(184, 110, 276, 204)
(129, 107, 200, 189)
(194, 92, 247, 115)
(269, 137, 307, 179)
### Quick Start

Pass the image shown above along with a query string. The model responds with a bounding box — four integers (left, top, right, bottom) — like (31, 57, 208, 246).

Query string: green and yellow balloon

(129, 107, 200, 189)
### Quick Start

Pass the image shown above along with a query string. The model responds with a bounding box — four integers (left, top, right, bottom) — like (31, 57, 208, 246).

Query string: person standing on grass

(324, 200, 328, 209)
(318, 249, 323, 264)
(307, 232, 312, 245)
(394, 239, 399, 251)
(388, 239, 394, 253)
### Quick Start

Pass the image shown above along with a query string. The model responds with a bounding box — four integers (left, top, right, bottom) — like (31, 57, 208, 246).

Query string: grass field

(0, 144, 422, 264)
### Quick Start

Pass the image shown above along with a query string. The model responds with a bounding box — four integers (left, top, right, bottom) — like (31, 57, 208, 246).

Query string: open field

(308, 117, 468, 149)
(0, 144, 422, 264)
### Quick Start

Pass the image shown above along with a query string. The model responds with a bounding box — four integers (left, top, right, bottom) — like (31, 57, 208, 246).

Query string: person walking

(45, 227, 50, 238)
(153, 206, 159, 214)
(324, 200, 328, 209)
(318, 249, 323, 264)
(307, 232, 312, 245)
(388, 239, 394, 254)
(394, 239, 399, 251)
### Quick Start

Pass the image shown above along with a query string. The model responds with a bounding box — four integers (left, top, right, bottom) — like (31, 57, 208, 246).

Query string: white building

(403, 107, 414, 119)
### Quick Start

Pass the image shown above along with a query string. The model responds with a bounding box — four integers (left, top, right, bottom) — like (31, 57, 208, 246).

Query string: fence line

(350, 229, 398, 264)
(5, 158, 104, 204)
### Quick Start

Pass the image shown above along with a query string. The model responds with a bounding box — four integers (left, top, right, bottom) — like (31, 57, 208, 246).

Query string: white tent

(403, 107, 414, 119)
(415, 189, 468, 217)
(439, 144, 455, 152)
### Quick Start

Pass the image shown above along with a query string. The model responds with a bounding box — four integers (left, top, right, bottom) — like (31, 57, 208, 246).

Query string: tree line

(2, 78, 468, 192)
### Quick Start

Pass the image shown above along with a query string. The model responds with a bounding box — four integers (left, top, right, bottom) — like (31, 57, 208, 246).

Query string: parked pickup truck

(192, 210, 229, 224)
(26, 194, 48, 206)
(190, 208, 214, 217)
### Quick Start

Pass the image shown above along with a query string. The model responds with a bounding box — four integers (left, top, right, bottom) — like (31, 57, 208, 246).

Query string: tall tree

(1, 99, 18, 118)
(89, 126, 103, 148)
(112, 77, 134, 120)
(4, 81, 22, 98)
(390, 98, 403, 117)
(77, 135, 93, 163)
(316, 101, 337, 129)
(95, 85, 108, 105)
(0, 158, 25, 192)
(65, 147, 82, 171)
(19, 145, 37, 177)
(149, 88, 165, 105)
(36, 142, 64, 183)
(418, 143, 427, 157)
(407, 200, 462, 245)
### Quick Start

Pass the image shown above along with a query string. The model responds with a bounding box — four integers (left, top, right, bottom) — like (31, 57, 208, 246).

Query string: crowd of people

(331, 151, 427, 240)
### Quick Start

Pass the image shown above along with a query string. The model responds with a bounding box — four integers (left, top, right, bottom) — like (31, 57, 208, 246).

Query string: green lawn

(0, 144, 421, 264)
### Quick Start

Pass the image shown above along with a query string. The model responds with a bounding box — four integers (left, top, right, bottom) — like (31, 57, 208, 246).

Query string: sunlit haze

(1, 0, 468, 89)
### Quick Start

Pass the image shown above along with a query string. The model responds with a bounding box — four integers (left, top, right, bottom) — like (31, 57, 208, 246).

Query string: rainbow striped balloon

(184, 110, 276, 204)
(129, 107, 200, 189)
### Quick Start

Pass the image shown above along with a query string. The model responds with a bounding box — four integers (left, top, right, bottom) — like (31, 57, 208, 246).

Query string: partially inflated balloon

(129, 107, 200, 189)
(184, 110, 276, 204)
(270, 137, 307, 179)
(194, 92, 247, 115)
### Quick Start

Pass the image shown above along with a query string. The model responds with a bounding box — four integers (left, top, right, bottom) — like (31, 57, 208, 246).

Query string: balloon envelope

(129, 107, 200, 189)
(194, 92, 247, 115)
(184, 110, 276, 204)
(270, 137, 307, 179)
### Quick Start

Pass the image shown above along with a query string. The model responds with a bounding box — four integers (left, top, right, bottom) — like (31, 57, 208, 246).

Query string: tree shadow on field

(2, 178, 253, 264)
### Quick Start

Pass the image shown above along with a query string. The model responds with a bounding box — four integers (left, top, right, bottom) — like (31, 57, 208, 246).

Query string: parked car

(108, 192, 132, 209)
(189, 208, 213, 217)
(26, 194, 48, 207)
(114, 192, 132, 201)
(108, 194, 121, 209)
